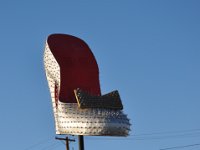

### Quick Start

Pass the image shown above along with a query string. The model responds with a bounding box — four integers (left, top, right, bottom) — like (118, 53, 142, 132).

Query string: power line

(131, 128, 200, 137)
(132, 132, 200, 141)
(22, 128, 200, 150)
(85, 130, 200, 141)
(22, 137, 62, 150)
(40, 142, 61, 150)
(160, 143, 200, 150)
(23, 138, 52, 150)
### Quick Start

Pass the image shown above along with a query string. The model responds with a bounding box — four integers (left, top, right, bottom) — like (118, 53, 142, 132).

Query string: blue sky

(0, 0, 200, 150)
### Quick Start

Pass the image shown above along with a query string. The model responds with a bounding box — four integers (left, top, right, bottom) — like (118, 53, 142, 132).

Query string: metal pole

(55, 136, 75, 150)
(78, 135, 84, 150)
(66, 137, 69, 150)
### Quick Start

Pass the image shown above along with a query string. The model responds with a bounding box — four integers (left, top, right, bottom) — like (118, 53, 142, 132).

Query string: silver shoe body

(44, 41, 131, 136)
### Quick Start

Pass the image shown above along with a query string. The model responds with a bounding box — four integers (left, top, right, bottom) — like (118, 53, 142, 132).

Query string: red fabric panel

(47, 34, 101, 103)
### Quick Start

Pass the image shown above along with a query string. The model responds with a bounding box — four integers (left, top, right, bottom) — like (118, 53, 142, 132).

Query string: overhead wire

(40, 142, 62, 150)
(22, 137, 63, 150)
(131, 128, 200, 137)
(131, 132, 200, 141)
(85, 128, 200, 141)
(23, 138, 52, 150)
(22, 128, 200, 149)
(160, 143, 200, 150)
(130, 128, 200, 141)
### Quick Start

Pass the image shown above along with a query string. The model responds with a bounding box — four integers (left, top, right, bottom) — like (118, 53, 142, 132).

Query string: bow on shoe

(74, 88, 123, 110)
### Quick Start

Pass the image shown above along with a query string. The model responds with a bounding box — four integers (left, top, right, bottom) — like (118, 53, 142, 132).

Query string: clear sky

(0, 0, 200, 150)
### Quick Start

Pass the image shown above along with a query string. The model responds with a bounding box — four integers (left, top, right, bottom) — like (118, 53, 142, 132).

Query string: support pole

(55, 136, 75, 150)
(78, 135, 84, 150)
(66, 137, 69, 150)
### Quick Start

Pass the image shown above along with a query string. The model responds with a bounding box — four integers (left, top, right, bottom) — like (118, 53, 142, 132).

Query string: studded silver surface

(44, 40, 131, 136)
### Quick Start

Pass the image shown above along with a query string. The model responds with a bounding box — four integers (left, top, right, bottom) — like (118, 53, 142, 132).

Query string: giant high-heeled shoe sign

(44, 34, 131, 136)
